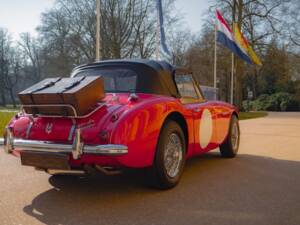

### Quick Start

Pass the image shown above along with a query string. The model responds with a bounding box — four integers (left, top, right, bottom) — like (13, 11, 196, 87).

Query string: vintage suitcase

(18, 76, 105, 116)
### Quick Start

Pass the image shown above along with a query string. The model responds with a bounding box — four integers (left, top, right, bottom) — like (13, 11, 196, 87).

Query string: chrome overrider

(0, 128, 128, 159)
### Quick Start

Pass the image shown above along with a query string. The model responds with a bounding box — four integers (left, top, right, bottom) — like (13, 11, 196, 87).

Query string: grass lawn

(0, 111, 17, 137)
(0, 105, 20, 111)
(239, 111, 268, 120)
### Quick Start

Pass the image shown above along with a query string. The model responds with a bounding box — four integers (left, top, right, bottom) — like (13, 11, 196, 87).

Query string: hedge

(243, 92, 300, 112)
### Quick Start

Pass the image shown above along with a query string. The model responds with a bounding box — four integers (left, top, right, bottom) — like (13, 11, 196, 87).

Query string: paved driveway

(0, 112, 299, 225)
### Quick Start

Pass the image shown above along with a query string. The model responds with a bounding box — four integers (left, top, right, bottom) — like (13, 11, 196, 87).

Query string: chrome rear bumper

(0, 128, 127, 159)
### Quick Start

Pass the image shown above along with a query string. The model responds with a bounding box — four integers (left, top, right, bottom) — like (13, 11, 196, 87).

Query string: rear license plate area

(21, 152, 70, 170)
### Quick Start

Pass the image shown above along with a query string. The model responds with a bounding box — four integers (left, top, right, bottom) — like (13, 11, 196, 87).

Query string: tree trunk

(9, 88, 16, 108)
(0, 91, 6, 106)
(253, 67, 258, 99)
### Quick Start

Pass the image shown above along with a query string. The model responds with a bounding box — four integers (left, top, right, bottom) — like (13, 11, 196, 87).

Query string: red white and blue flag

(216, 10, 252, 64)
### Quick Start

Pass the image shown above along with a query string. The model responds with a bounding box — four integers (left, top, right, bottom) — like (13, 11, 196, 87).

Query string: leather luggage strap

(28, 77, 62, 115)
(58, 76, 86, 116)
(29, 77, 62, 94)
(63, 76, 86, 91)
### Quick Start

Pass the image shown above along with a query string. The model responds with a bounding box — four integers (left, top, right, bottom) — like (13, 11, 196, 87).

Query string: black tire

(147, 120, 186, 189)
(220, 115, 240, 158)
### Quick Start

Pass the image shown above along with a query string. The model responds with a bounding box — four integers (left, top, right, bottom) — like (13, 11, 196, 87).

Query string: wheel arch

(232, 111, 239, 119)
(161, 111, 189, 155)
(222, 110, 239, 144)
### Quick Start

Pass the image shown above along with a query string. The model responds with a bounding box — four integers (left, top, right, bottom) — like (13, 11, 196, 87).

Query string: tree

(3, 47, 21, 107)
(37, 6, 74, 76)
(19, 33, 43, 82)
(0, 28, 23, 107)
(169, 29, 194, 66)
(207, 0, 287, 107)
(281, 0, 300, 49)
(184, 26, 233, 102)
(0, 28, 11, 106)
(36, 0, 180, 77)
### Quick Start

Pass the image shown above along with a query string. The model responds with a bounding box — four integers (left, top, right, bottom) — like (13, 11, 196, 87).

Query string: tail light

(98, 130, 110, 143)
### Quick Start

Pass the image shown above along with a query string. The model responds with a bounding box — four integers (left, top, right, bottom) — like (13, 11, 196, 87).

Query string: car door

(174, 73, 219, 156)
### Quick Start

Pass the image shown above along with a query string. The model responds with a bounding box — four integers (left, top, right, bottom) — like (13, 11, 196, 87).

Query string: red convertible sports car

(1, 59, 240, 189)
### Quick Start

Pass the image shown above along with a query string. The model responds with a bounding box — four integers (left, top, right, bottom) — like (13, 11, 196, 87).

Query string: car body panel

(3, 59, 238, 171)
(7, 93, 237, 169)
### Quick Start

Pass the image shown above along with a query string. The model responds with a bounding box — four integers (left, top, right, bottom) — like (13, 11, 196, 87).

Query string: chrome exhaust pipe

(47, 169, 86, 175)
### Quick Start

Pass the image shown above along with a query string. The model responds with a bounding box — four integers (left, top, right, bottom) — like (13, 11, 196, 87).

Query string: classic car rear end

(1, 59, 240, 189)
(3, 99, 127, 169)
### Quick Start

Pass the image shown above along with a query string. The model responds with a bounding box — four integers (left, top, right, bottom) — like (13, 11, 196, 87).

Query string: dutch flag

(216, 10, 252, 65)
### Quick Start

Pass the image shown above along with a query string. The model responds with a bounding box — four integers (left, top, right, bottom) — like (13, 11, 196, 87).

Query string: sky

(0, 0, 54, 40)
(0, 0, 209, 40)
(176, 0, 209, 33)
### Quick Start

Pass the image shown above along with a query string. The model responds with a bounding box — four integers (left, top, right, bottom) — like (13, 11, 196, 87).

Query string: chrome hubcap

(164, 133, 183, 178)
(231, 122, 239, 151)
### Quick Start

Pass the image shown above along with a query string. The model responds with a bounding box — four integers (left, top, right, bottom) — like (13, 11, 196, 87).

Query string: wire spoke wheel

(220, 115, 240, 158)
(231, 122, 239, 151)
(148, 120, 186, 189)
(164, 133, 183, 178)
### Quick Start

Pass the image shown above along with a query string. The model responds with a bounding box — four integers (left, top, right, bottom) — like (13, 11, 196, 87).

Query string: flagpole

(214, 24, 217, 89)
(231, 53, 234, 104)
(231, 0, 237, 104)
(96, 0, 101, 61)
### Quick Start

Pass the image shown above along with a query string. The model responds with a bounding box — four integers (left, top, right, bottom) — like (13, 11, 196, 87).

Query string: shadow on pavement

(23, 153, 300, 225)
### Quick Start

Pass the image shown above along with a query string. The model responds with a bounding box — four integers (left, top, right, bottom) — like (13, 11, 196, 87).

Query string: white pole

(156, 7, 160, 60)
(231, 0, 236, 104)
(96, 0, 101, 61)
(214, 24, 217, 89)
(231, 53, 234, 104)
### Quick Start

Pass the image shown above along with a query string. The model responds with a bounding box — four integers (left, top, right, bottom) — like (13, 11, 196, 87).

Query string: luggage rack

(21, 103, 105, 119)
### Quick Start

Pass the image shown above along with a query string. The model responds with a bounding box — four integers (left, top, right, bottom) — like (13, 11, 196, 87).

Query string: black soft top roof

(72, 59, 186, 97)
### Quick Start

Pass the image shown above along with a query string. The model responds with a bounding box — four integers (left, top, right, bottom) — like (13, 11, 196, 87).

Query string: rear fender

(110, 100, 190, 168)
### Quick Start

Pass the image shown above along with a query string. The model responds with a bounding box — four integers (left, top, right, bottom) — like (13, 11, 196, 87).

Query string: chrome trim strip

(68, 118, 76, 141)
(25, 121, 34, 139)
(6, 139, 128, 156)
(0, 138, 4, 146)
